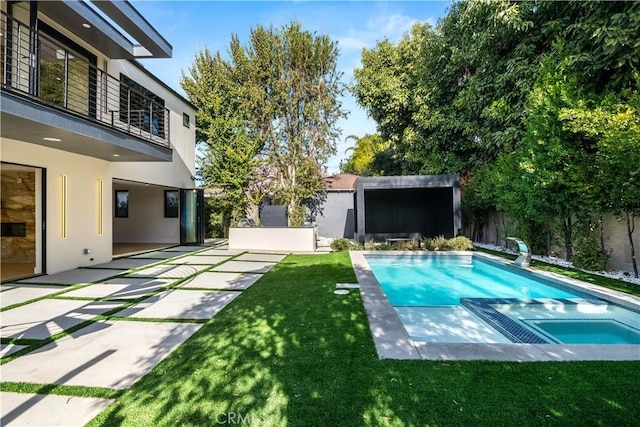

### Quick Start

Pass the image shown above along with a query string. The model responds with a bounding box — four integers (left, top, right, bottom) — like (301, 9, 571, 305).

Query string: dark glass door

(180, 188, 204, 244)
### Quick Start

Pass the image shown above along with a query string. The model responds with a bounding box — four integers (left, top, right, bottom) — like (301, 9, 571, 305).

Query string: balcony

(1, 10, 173, 162)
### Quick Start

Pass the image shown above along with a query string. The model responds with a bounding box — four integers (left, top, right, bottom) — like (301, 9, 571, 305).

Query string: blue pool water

(365, 254, 640, 345)
(528, 320, 640, 344)
(365, 254, 580, 306)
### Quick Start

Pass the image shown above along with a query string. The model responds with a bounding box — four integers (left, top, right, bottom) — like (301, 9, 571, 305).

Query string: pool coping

(349, 250, 640, 361)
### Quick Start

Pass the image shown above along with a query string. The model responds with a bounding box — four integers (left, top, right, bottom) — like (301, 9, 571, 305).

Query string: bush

(423, 235, 449, 251)
(330, 238, 351, 252)
(422, 235, 473, 251)
(392, 239, 420, 251)
(573, 236, 611, 271)
(351, 242, 365, 251)
(447, 236, 473, 251)
(365, 240, 377, 251)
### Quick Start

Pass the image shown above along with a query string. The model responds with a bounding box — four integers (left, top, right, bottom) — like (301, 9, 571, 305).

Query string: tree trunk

(563, 216, 573, 261)
(626, 209, 638, 278)
(545, 222, 551, 256)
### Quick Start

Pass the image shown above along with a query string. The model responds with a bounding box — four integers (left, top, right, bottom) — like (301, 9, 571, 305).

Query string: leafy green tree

(340, 134, 390, 176)
(181, 48, 261, 233)
(560, 82, 640, 276)
(183, 23, 346, 228)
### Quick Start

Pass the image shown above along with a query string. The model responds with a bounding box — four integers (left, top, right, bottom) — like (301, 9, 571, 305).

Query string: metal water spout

(506, 237, 531, 268)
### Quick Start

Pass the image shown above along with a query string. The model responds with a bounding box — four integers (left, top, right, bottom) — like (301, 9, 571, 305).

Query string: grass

(86, 252, 640, 426)
(473, 246, 640, 297)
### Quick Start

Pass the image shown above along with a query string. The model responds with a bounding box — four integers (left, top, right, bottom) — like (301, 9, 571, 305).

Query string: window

(119, 74, 165, 137)
(164, 190, 179, 218)
(183, 112, 190, 128)
(115, 190, 129, 218)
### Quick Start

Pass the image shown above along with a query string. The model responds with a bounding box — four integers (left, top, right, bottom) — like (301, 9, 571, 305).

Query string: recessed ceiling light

(43, 137, 61, 142)
(82, 23, 91, 29)
(112, 154, 120, 157)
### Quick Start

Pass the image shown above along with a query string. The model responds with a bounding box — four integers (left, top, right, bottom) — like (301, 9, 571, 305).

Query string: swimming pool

(365, 254, 584, 306)
(363, 253, 640, 346)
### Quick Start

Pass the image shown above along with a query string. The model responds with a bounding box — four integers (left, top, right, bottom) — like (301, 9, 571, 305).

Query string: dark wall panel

(364, 188, 454, 238)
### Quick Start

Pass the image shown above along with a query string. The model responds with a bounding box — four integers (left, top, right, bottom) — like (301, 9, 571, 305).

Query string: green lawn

(86, 252, 639, 426)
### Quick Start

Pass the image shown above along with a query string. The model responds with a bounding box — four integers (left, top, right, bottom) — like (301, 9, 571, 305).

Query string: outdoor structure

(316, 173, 357, 239)
(355, 175, 461, 243)
(1, 0, 204, 281)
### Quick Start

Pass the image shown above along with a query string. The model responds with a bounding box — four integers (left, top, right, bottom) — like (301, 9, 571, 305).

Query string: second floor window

(119, 74, 165, 138)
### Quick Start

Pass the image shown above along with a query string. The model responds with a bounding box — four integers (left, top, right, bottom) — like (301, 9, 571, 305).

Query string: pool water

(366, 255, 580, 306)
(529, 320, 640, 344)
(365, 254, 640, 345)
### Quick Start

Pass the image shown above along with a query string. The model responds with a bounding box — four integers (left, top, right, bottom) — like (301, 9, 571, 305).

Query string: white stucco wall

(228, 227, 317, 252)
(112, 185, 180, 243)
(108, 60, 196, 189)
(2, 138, 113, 274)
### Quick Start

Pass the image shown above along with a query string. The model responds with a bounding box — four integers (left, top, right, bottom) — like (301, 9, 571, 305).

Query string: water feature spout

(506, 237, 531, 268)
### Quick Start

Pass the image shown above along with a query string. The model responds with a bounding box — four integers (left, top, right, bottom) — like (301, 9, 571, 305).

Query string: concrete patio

(0, 243, 283, 426)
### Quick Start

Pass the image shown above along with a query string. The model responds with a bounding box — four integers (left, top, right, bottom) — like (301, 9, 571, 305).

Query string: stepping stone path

(0, 244, 287, 424)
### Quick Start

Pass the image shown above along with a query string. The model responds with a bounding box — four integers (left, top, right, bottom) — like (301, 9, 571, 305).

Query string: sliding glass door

(180, 189, 204, 245)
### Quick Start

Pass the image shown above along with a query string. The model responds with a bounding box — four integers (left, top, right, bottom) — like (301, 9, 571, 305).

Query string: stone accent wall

(1, 171, 36, 262)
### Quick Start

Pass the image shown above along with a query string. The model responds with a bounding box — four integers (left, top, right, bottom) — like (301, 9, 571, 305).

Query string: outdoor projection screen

(355, 175, 461, 243)
(364, 187, 453, 237)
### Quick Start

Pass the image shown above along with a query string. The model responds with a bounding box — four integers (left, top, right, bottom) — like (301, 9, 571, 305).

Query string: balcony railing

(1, 11, 170, 148)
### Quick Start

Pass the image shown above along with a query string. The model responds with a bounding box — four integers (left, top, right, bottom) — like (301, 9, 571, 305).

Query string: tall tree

(181, 48, 261, 234)
(560, 82, 640, 276)
(182, 23, 346, 227)
(253, 23, 347, 225)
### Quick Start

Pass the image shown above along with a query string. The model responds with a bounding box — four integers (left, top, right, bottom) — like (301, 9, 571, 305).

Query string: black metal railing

(1, 11, 170, 147)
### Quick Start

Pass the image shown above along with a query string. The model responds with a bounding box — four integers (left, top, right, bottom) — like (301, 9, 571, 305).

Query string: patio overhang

(38, 0, 172, 59)
(1, 91, 173, 162)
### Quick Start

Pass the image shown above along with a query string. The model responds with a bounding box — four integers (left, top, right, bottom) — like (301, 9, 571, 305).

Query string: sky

(131, 0, 452, 174)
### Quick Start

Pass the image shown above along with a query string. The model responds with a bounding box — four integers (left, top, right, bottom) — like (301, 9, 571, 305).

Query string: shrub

(447, 236, 473, 251)
(392, 239, 420, 251)
(423, 235, 449, 251)
(422, 235, 473, 251)
(573, 236, 611, 271)
(351, 242, 365, 251)
(330, 238, 351, 252)
(376, 242, 393, 251)
(365, 240, 377, 251)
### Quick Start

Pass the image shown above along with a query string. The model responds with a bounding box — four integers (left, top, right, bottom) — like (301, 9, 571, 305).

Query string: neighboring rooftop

(325, 173, 358, 191)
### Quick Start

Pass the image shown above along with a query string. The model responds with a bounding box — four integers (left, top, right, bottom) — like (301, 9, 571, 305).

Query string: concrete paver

(180, 272, 262, 290)
(167, 255, 231, 265)
(196, 248, 241, 256)
(60, 278, 175, 300)
(1, 300, 122, 339)
(115, 289, 239, 319)
(18, 269, 119, 285)
(0, 392, 113, 427)
(1, 284, 66, 308)
(0, 320, 201, 389)
(126, 264, 210, 278)
(161, 245, 210, 252)
(0, 344, 26, 358)
(87, 258, 160, 270)
(415, 342, 554, 361)
(130, 251, 177, 259)
(211, 261, 275, 274)
(234, 253, 287, 262)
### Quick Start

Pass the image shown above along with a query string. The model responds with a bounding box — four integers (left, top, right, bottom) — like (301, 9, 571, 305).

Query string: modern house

(1, 0, 204, 282)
